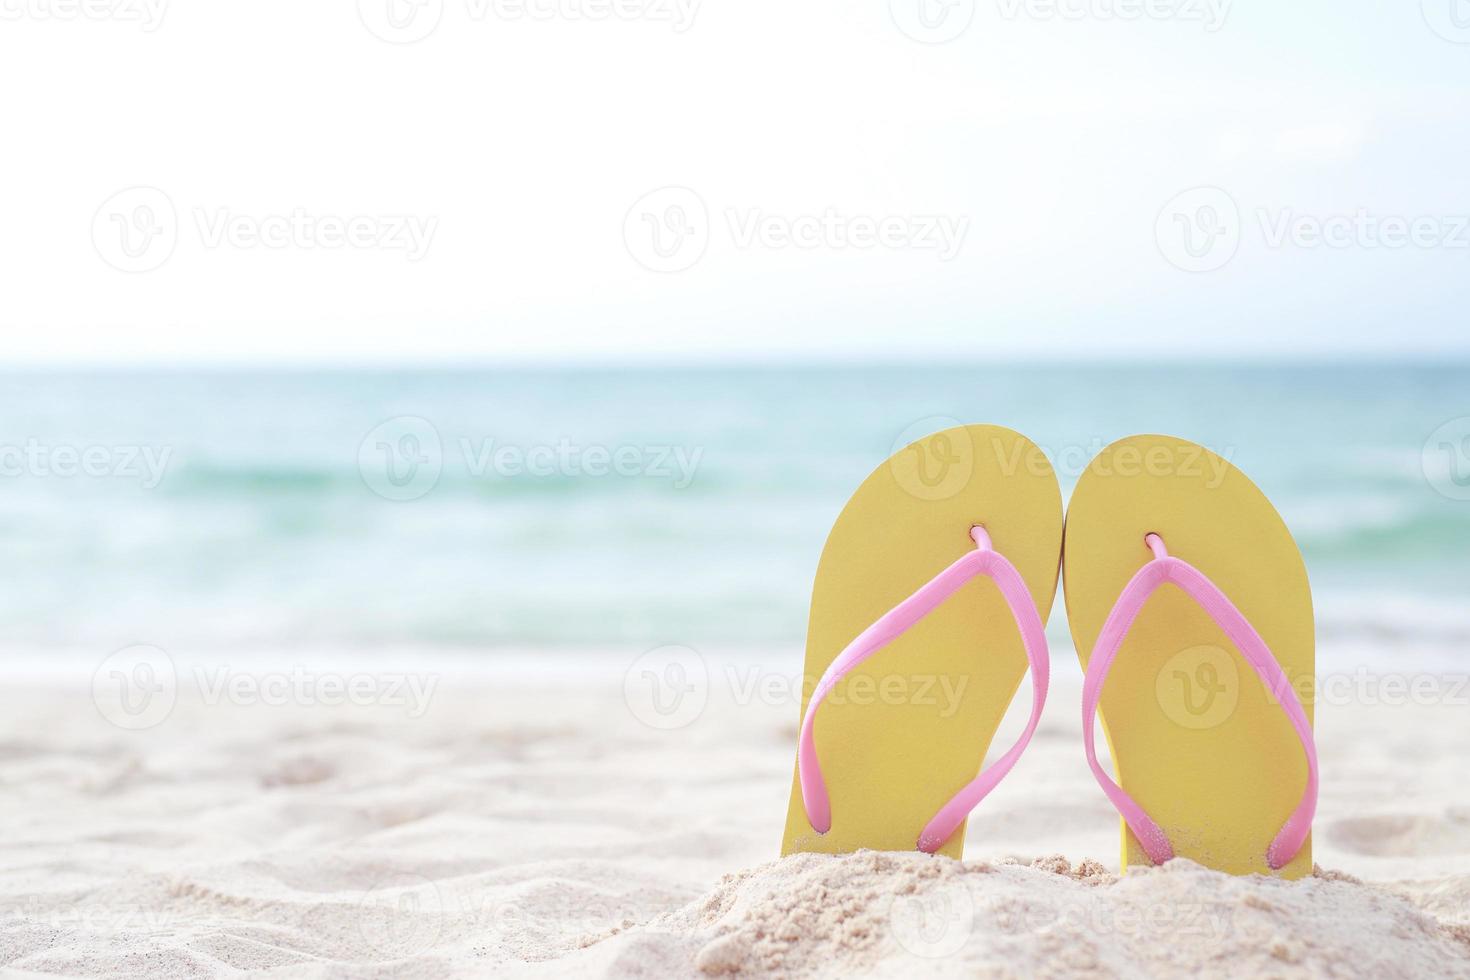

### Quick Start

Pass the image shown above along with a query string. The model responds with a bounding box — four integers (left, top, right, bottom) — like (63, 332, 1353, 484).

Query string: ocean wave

(159, 461, 781, 499)
(1288, 500, 1470, 562)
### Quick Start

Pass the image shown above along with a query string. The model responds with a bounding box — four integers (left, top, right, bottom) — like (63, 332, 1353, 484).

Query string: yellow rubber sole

(781, 424, 1062, 860)
(1063, 434, 1314, 878)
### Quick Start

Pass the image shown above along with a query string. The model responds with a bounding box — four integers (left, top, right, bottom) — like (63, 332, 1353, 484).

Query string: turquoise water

(0, 365, 1465, 660)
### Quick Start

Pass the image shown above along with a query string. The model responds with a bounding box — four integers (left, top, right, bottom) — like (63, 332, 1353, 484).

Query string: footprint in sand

(1328, 812, 1470, 857)
(259, 756, 336, 787)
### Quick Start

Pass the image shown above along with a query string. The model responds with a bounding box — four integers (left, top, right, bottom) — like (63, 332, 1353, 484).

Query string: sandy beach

(2, 651, 1468, 978)
(6, 0, 1467, 970)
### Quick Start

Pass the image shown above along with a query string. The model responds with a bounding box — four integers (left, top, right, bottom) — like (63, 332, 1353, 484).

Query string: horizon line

(0, 353, 1466, 372)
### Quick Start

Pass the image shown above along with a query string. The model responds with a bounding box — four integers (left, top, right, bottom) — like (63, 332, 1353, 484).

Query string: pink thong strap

(1082, 533, 1318, 870)
(796, 525, 1050, 854)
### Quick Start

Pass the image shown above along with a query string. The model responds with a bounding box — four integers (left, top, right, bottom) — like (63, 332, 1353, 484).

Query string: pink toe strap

(797, 525, 1050, 854)
(1082, 533, 1317, 870)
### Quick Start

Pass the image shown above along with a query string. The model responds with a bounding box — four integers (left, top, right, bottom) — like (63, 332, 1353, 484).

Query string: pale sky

(2, 0, 1468, 364)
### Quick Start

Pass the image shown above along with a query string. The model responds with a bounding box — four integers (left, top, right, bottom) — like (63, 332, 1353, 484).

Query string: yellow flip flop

(1064, 434, 1317, 878)
(780, 424, 1062, 859)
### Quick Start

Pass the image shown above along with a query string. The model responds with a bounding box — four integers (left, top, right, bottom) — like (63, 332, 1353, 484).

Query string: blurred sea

(0, 365, 1466, 666)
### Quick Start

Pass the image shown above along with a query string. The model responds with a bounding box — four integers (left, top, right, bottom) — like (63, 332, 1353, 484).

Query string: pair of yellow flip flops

(780, 426, 1316, 878)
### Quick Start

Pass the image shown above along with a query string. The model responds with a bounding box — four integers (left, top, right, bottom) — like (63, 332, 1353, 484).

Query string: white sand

(3, 651, 1469, 977)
